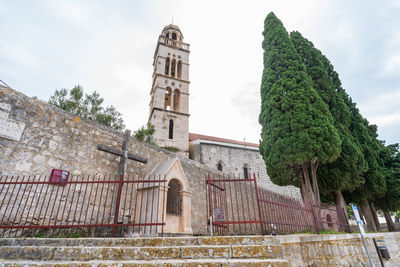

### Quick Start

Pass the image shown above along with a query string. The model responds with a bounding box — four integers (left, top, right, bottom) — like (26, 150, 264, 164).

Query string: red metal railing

(0, 174, 166, 237)
(258, 187, 316, 234)
(206, 173, 350, 235)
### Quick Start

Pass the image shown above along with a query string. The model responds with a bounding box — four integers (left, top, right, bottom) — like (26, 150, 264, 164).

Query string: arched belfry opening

(167, 179, 182, 216)
(173, 89, 180, 112)
(164, 87, 172, 110)
(165, 57, 170, 75)
(171, 59, 176, 77)
(177, 61, 182, 79)
(172, 32, 177, 40)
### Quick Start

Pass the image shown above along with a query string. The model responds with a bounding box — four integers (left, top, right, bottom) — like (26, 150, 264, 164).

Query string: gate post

(253, 173, 264, 235)
(206, 174, 213, 235)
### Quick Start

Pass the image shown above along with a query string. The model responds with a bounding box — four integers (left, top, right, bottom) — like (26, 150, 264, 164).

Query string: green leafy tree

(259, 12, 341, 205)
(134, 124, 155, 144)
(49, 85, 125, 131)
(290, 31, 367, 213)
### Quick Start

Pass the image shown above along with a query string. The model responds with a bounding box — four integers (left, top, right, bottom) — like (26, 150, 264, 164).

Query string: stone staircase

(0, 235, 289, 266)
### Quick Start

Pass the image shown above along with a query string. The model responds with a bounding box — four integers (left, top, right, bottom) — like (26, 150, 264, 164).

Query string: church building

(148, 24, 300, 197)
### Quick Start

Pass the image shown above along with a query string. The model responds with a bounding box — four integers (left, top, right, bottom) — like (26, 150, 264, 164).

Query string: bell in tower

(147, 24, 190, 156)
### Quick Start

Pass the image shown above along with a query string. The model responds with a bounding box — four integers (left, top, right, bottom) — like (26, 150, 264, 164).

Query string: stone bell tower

(148, 24, 190, 156)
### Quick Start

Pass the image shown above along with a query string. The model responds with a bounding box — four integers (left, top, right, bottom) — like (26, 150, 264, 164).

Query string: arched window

(164, 87, 172, 110)
(171, 59, 176, 77)
(177, 61, 182, 79)
(165, 57, 170, 75)
(167, 179, 181, 216)
(243, 164, 249, 179)
(173, 89, 180, 112)
(326, 214, 333, 228)
(168, 119, 174, 139)
(217, 163, 223, 171)
(166, 32, 170, 39)
(172, 32, 177, 40)
(217, 161, 224, 171)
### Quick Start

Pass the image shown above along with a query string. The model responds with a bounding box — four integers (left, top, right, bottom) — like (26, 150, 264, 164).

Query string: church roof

(189, 133, 259, 148)
(162, 24, 182, 33)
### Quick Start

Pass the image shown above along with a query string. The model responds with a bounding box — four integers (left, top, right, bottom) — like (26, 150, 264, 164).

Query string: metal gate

(206, 173, 350, 235)
(206, 173, 263, 235)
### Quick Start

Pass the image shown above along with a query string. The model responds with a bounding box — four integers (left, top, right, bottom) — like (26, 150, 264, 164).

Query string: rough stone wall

(278, 232, 400, 266)
(0, 86, 216, 235)
(197, 143, 301, 198)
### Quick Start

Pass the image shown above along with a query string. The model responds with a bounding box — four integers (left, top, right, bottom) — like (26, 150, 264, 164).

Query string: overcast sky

(1, 0, 399, 145)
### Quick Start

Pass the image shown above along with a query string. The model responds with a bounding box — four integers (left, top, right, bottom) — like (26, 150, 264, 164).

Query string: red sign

(49, 169, 70, 186)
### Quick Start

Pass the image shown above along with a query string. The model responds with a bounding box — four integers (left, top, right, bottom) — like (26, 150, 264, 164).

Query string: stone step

(0, 244, 282, 261)
(0, 235, 276, 247)
(0, 258, 290, 267)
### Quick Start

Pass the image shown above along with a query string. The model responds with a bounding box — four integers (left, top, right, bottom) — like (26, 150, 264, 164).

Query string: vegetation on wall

(134, 124, 156, 145)
(49, 85, 125, 131)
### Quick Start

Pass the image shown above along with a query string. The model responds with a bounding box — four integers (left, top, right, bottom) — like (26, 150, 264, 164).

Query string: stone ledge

(0, 259, 290, 267)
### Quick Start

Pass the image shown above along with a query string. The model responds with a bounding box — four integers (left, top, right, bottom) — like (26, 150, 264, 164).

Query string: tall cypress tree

(343, 115, 387, 232)
(375, 143, 400, 231)
(290, 32, 367, 213)
(259, 12, 341, 204)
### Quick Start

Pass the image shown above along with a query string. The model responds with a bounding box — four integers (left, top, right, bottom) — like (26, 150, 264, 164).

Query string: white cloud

(1, 0, 399, 144)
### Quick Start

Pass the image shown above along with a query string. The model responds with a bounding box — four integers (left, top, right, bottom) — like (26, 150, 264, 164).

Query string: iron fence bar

(253, 173, 264, 235)
(161, 175, 166, 237)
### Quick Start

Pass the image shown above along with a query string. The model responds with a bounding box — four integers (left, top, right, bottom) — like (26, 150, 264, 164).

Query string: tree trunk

(383, 211, 396, 232)
(369, 202, 381, 231)
(310, 162, 320, 205)
(334, 190, 349, 231)
(359, 199, 377, 232)
(301, 163, 315, 204)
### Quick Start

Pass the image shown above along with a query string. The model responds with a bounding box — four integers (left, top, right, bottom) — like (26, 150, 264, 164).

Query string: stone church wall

(0, 86, 215, 235)
(197, 143, 301, 198)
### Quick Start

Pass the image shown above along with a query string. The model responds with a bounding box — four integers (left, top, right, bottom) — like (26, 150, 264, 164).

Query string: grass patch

(164, 146, 180, 152)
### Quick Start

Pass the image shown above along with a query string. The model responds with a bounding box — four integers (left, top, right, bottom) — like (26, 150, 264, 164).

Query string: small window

(243, 164, 249, 179)
(166, 32, 170, 39)
(217, 163, 223, 171)
(172, 32, 177, 40)
(168, 119, 174, 139)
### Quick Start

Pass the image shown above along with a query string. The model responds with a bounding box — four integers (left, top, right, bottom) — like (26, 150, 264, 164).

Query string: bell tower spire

(148, 24, 190, 156)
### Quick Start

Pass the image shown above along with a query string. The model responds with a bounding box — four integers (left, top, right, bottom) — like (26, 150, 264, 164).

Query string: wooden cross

(97, 129, 148, 176)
